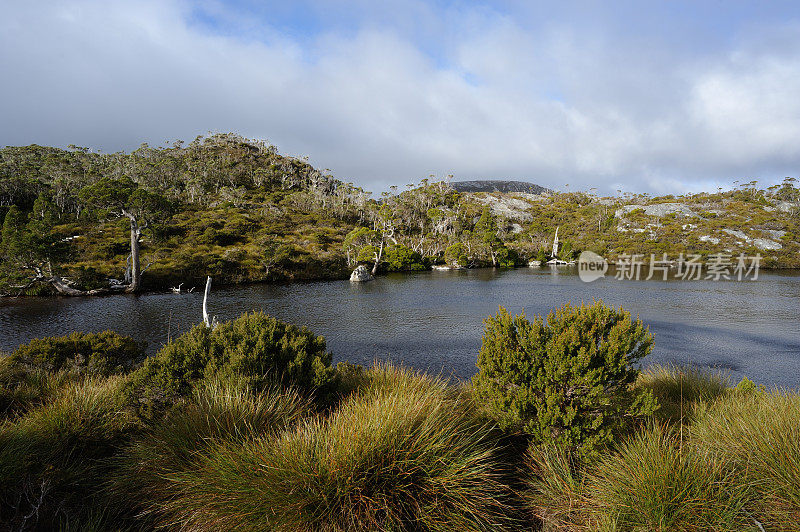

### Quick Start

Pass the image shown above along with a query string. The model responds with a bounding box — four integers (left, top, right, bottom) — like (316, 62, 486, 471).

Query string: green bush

(444, 242, 468, 267)
(473, 302, 657, 457)
(691, 391, 800, 527)
(7, 330, 144, 376)
(1, 331, 144, 419)
(158, 365, 517, 531)
(124, 311, 334, 417)
(383, 244, 426, 271)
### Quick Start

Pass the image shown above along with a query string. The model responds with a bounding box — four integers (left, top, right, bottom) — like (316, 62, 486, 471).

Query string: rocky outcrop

(473, 194, 533, 221)
(721, 229, 782, 250)
(451, 180, 550, 194)
(615, 203, 698, 218)
(349, 265, 374, 282)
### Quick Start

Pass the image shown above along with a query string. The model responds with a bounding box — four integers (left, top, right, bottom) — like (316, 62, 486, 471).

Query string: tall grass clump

(112, 375, 309, 525)
(0, 376, 135, 529)
(159, 365, 517, 531)
(525, 443, 588, 531)
(636, 364, 730, 424)
(586, 424, 751, 531)
(124, 311, 335, 417)
(691, 390, 800, 527)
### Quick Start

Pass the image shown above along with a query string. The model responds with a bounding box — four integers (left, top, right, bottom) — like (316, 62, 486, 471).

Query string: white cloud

(1, 1, 799, 194)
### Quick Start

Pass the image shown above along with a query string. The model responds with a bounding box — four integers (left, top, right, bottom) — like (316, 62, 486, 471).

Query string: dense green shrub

(383, 244, 426, 271)
(444, 242, 468, 267)
(473, 302, 657, 457)
(1, 331, 144, 419)
(7, 330, 144, 376)
(153, 365, 517, 531)
(124, 311, 335, 417)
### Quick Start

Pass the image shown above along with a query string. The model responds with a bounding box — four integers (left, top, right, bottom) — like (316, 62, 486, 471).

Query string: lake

(1, 267, 799, 387)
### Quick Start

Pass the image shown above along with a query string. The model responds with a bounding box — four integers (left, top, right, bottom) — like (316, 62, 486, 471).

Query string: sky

(2, 1, 800, 195)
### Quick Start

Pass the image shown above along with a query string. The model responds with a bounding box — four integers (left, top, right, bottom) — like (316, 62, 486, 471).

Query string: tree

(475, 206, 506, 266)
(473, 302, 657, 458)
(79, 177, 172, 292)
(0, 201, 70, 294)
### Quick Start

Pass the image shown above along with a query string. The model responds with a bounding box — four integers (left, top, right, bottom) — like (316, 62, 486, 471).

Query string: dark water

(1, 268, 799, 387)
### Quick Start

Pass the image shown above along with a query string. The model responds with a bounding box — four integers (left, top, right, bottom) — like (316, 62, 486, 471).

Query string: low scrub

(124, 311, 335, 417)
(1, 331, 144, 419)
(473, 301, 657, 458)
(151, 365, 517, 531)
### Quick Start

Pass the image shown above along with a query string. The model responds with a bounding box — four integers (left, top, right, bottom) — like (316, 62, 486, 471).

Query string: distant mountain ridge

(450, 180, 550, 194)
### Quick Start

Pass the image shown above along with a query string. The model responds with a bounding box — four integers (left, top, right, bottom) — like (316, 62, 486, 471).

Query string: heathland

(1, 303, 798, 531)
(1, 133, 798, 296)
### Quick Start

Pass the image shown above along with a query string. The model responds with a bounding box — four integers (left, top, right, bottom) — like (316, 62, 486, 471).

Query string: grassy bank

(1, 309, 798, 530)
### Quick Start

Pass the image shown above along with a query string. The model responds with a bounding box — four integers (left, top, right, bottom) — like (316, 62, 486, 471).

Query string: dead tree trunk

(123, 212, 144, 293)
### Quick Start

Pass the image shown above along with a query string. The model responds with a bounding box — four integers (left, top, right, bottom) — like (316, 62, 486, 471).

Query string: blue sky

(2, 1, 800, 194)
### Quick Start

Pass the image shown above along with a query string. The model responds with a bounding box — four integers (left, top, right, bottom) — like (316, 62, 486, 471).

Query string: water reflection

(1, 267, 799, 387)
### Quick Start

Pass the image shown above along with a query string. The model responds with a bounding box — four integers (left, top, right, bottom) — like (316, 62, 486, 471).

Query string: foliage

(111, 376, 310, 525)
(636, 364, 730, 424)
(691, 391, 800, 526)
(150, 364, 517, 531)
(1, 331, 144, 419)
(124, 311, 334, 417)
(444, 242, 468, 267)
(382, 243, 426, 271)
(473, 302, 656, 457)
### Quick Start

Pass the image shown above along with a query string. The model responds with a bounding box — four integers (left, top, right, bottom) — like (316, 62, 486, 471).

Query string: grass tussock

(0, 376, 134, 528)
(636, 364, 730, 424)
(111, 376, 310, 524)
(146, 364, 516, 531)
(586, 424, 751, 531)
(691, 390, 800, 527)
(525, 443, 587, 531)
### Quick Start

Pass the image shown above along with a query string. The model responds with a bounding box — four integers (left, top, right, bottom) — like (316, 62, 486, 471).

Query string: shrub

(124, 311, 334, 417)
(691, 391, 800, 527)
(112, 376, 309, 525)
(7, 330, 144, 377)
(636, 364, 730, 424)
(444, 243, 468, 267)
(162, 365, 517, 531)
(0, 377, 135, 529)
(383, 244, 426, 271)
(586, 425, 750, 531)
(1, 331, 144, 419)
(473, 302, 657, 457)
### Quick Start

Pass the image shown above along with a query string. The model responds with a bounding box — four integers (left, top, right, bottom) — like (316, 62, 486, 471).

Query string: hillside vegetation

(1, 134, 798, 295)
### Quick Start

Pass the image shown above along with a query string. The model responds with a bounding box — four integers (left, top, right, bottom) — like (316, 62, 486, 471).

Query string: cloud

(1, 1, 800, 194)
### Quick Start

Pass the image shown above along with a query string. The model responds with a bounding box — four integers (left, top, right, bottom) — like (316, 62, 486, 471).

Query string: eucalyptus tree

(79, 177, 172, 292)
